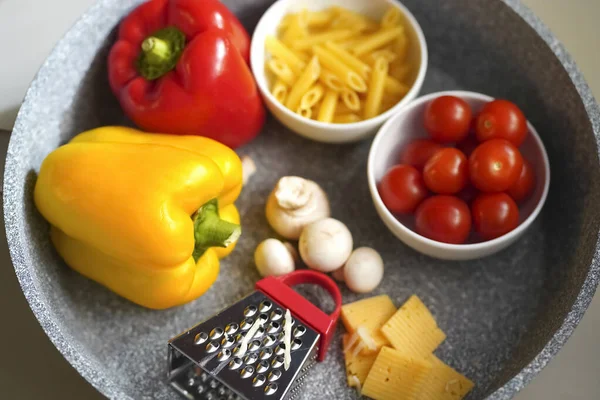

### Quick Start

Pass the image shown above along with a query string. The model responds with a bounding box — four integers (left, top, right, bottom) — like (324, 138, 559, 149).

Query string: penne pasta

(391, 32, 409, 63)
(333, 113, 361, 123)
(297, 105, 312, 119)
(305, 9, 334, 27)
(351, 26, 404, 57)
(267, 59, 297, 86)
(324, 41, 371, 79)
(384, 76, 410, 96)
(340, 87, 361, 111)
(286, 56, 321, 111)
(271, 80, 289, 104)
(319, 68, 345, 91)
(313, 46, 367, 92)
(317, 90, 339, 122)
(281, 12, 308, 46)
(291, 29, 355, 51)
(364, 58, 389, 119)
(380, 7, 401, 29)
(389, 62, 411, 81)
(265, 36, 306, 74)
(266, 5, 414, 123)
(300, 83, 325, 109)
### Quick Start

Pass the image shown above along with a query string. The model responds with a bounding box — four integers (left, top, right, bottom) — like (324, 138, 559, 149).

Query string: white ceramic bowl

(367, 91, 551, 260)
(250, 0, 428, 143)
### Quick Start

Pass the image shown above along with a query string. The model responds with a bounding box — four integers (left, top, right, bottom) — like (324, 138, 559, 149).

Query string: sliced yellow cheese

(380, 295, 446, 357)
(362, 346, 433, 400)
(342, 334, 379, 387)
(341, 294, 396, 352)
(418, 355, 475, 400)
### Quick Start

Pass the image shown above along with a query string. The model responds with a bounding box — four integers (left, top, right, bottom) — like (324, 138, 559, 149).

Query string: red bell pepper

(108, 0, 265, 149)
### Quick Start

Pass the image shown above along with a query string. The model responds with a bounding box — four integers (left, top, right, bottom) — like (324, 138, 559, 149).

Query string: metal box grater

(167, 270, 342, 400)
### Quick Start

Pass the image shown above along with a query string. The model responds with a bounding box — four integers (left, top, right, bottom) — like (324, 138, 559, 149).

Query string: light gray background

(1, 0, 599, 399)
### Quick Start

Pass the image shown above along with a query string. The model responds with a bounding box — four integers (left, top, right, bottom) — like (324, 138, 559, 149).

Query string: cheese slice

(341, 295, 396, 353)
(380, 295, 446, 358)
(418, 355, 474, 400)
(362, 346, 433, 400)
(342, 334, 379, 388)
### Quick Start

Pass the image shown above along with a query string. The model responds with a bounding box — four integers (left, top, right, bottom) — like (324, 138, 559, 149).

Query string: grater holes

(206, 341, 220, 353)
(208, 379, 219, 389)
(210, 327, 224, 340)
(259, 300, 272, 312)
(244, 305, 257, 317)
(271, 355, 284, 368)
(262, 334, 277, 347)
(194, 332, 208, 345)
(196, 384, 205, 394)
(274, 343, 285, 356)
(200, 372, 209, 382)
(217, 348, 231, 361)
(270, 308, 284, 321)
(234, 332, 246, 343)
(225, 323, 239, 335)
(187, 378, 196, 387)
(268, 369, 282, 382)
(244, 352, 258, 365)
(253, 374, 266, 387)
(205, 390, 217, 400)
(267, 321, 281, 333)
(240, 318, 255, 331)
(221, 335, 235, 348)
(260, 348, 274, 360)
(217, 386, 227, 396)
(258, 313, 269, 323)
(228, 357, 243, 370)
(232, 344, 243, 356)
(291, 338, 302, 350)
(277, 332, 285, 341)
(249, 339, 261, 351)
(293, 325, 306, 337)
(264, 383, 278, 395)
(257, 360, 270, 373)
(240, 365, 254, 378)
(252, 326, 265, 339)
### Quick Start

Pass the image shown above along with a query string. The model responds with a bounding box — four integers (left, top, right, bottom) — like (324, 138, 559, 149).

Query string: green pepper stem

(192, 199, 241, 262)
(136, 26, 186, 80)
(141, 37, 172, 65)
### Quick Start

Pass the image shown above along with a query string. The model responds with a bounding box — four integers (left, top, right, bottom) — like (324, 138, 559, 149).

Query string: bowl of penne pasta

(250, 0, 427, 143)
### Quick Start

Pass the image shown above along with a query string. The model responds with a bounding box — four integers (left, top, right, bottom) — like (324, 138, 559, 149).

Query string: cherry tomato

(424, 96, 472, 143)
(507, 159, 535, 203)
(456, 134, 479, 158)
(400, 139, 443, 170)
(475, 99, 528, 146)
(415, 195, 472, 244)
(472, 192, 519, 240)
(378, 165, 428, 214)
(423, 148, 469, 194)
(469, 139, 524, 192)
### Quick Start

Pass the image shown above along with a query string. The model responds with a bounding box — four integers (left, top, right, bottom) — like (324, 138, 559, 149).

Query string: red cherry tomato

(507, 159, 535, 203)
(423, 148, 469, 194)
(424, 96, 472, 143)
(469, 139, 524, 192)
(472, 192, 519, 240)
(399, 139, 443, 170)
(456, 134, 479, 158)
(378, 165, 428, 214)
(475, 99, 528, 146)
(415, 195, 472, 244)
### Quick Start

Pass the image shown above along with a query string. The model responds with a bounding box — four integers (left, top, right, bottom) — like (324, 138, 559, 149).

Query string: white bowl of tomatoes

(367, 91, 550, 260)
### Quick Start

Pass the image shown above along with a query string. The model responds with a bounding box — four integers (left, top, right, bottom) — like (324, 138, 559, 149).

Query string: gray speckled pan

(4, 0, 600, 399)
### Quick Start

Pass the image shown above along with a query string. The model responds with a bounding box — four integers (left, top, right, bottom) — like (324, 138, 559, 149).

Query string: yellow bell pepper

(34, 127, 243, 309)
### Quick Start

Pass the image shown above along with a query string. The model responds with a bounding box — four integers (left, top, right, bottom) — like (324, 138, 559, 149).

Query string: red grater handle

(255, 270, 342, 361)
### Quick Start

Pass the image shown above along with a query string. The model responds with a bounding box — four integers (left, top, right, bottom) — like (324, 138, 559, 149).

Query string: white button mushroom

(254, 239, 296, 277)
(299, 218, 353, 272)
(343, 247, 384, 293)
(265, 176, 330, 240)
